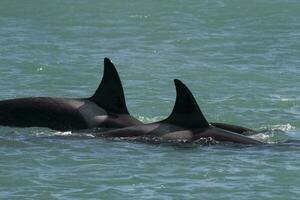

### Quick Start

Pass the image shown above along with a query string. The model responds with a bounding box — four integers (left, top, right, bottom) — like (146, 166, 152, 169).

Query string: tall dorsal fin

(89, 58, 129, 114)
(162, 79, 210, 128)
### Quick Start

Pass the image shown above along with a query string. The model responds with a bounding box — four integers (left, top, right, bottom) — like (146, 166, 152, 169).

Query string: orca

(0, 58, 142, 131)
(98, 79, 263, 145)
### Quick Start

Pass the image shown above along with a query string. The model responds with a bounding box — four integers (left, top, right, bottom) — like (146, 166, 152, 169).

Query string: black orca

(0, 58, 142, 131)
(99, 79, 263, 145)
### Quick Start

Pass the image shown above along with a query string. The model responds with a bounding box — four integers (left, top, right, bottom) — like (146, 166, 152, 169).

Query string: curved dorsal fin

(162, 79, 209, 128)
(89, 58, 129, 114)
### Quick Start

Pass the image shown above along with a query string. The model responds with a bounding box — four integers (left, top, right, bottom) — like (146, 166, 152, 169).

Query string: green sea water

(1, 0, 300, 199)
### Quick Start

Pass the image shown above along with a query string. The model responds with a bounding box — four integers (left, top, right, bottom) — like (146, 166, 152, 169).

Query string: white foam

(137, 116, 165, 123)
(54, 131, 72, 136)
(270, 123, 295, 132)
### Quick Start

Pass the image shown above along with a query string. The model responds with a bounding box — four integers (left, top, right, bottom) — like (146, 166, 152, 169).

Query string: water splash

(268, 123, 295, 132)
(250, 123, 296, 143)
(137, 116, 165, 123)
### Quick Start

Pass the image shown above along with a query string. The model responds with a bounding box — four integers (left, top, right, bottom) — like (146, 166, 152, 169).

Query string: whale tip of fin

(90, 57, 129, 114)
(163, 79, 210, 128)
(104, 57, 110, 64)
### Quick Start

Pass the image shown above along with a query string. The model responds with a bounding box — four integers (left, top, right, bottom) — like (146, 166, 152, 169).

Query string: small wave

(250, 124, 296, 144)
(129, 14, 150, 19)
(53, 131, 72, 136)
(268, 123, 295, 132)
(137, 116, 165, 123)
(269, 94, 300, 102)
(101, 135, 219, 147)
(50, 131, 96, 138)
(0, 127, 97, 140)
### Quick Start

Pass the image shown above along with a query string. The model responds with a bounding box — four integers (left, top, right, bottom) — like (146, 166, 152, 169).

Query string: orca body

(0, 58, 142, 131)
(210, 122, 255, 135)
(99, 80, 263, 145)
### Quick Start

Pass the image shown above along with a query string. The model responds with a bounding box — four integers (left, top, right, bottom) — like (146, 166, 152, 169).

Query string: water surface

(1, 0, 300, 199)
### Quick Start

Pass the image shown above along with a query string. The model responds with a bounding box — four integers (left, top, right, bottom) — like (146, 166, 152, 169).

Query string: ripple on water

(1, 0, 300, 199)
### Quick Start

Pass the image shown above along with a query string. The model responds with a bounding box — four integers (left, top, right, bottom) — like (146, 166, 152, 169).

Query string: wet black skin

(99, 79, 263, 145)
(210, 122, 255, 135)
(0, 97, 141, 131)
(100, 123, 262, 145)
(0, 58, 142, 131)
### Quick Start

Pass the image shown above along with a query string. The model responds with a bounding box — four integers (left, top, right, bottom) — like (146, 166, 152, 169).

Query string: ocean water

(1, 0, 300, 199)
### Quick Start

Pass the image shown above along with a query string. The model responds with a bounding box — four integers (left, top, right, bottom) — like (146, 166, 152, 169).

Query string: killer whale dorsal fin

(90, 58, 129, 114)
(163, 79, 210, 128)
